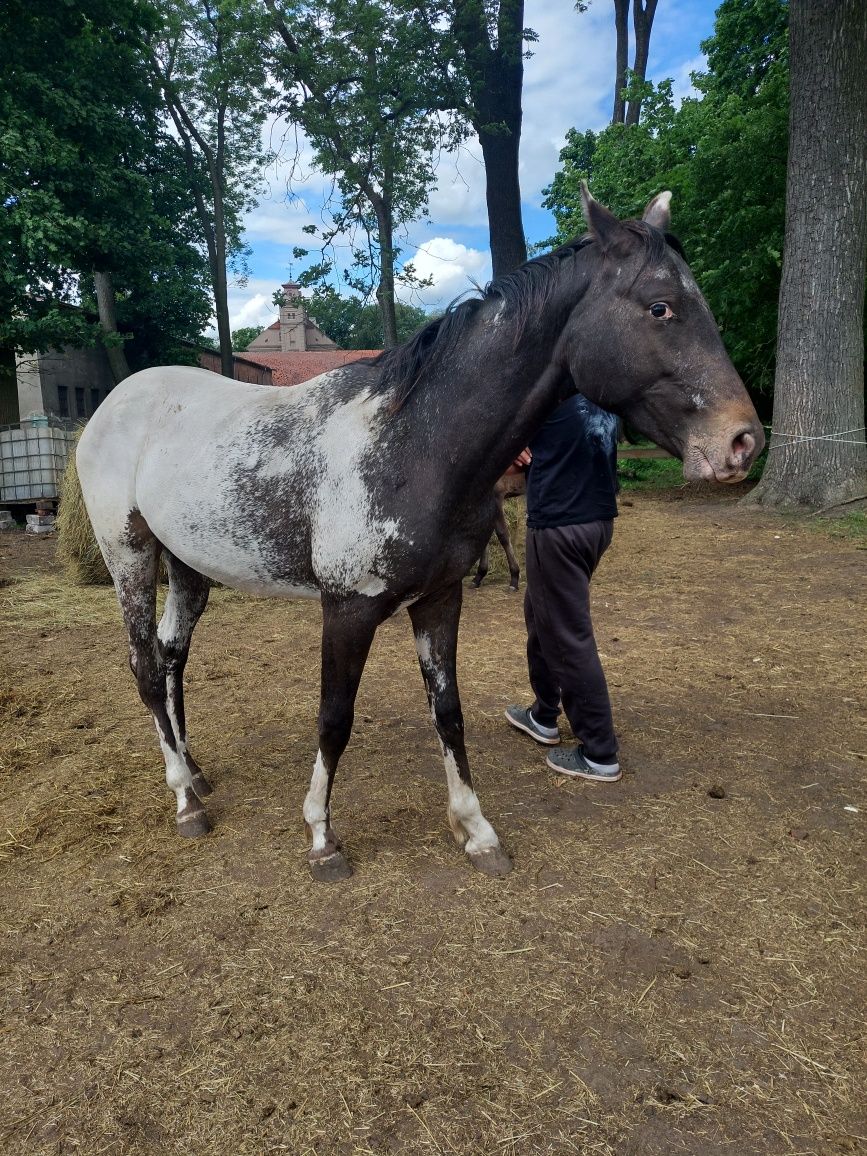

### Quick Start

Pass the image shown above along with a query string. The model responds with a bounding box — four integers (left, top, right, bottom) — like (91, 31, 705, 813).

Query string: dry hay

(55, 430, 112, 586)
(1, 489, 866, 1155)
(55, 433, 168, 587)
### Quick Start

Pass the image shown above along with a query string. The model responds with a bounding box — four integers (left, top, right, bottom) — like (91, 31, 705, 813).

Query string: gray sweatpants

(524, 519, 617, 762)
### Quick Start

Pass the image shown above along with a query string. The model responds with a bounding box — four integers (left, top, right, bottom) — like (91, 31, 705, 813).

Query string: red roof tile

(237, 350, 381, 387)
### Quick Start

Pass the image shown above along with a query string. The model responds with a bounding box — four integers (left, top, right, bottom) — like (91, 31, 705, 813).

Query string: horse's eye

(650, 302, 673, 319)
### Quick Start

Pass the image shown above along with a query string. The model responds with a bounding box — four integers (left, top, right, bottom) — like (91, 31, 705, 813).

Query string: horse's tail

(56, 429, 113, 585)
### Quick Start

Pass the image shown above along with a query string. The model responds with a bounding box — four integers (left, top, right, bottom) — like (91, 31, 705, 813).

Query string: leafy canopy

(542, 0, 789, 397)
(0, 0, 212, 362)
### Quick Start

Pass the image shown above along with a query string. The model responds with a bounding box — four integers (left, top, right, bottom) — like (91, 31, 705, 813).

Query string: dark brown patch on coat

(125, 509, 154, 551)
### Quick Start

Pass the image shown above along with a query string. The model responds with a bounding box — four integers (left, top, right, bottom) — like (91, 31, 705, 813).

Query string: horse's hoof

(508, 584, 519, 593)
(177, 809, 211, 838)
(468, 846, 513, 877)
(191, 771, 213, 798)
(308, 850, 353, 883)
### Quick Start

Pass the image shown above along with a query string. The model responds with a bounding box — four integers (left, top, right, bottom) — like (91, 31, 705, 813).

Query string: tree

(746, 0, 866, 509)
(609, 0, 659, 126)
(543, 0, 789, 399)
(266, 0, 452, 347)
(625, 1, 659, 125)
(301, 286, 429, 349)
(448, 0, 531, 275)
(0, 0, 212, 368)
(147, 0, 273, 376)
(231, 326, 262, 352)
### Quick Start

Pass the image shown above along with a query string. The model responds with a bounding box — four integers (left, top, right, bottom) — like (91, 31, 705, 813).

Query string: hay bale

(56, 432, 113, 585)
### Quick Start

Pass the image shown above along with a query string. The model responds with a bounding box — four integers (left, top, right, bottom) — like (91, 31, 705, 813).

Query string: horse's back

(75, 362, 408, 598)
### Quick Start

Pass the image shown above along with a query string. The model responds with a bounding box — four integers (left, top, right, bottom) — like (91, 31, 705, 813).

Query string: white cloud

(427, 139, 488, 227)
(520, 0, 616, 205)
(215, 277, 282, 337)
(398, 237, 491, 310)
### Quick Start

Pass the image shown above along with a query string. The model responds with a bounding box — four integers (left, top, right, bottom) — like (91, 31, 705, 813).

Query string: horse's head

(559, 185, 764, 482)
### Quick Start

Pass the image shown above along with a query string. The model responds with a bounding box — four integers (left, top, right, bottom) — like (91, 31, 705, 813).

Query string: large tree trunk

(625, 0, 658, 126)
(747, 0, 867, 510)
(372, 193, 399, 349)
(612, 0, 629, 124)
(478, 128, 527, 276)
(211, 175, 234, 377)
(453, 0, 527, 277)
(93, 271, 131, 384)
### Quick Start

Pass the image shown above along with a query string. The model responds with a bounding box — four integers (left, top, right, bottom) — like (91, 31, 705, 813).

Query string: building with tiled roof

(232, 349, 381, 386)
(246, 282, 338, 353)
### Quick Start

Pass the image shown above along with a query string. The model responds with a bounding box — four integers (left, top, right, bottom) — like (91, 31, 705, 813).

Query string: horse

(471, 471, 526, 591)
(76, 187, 764, 882)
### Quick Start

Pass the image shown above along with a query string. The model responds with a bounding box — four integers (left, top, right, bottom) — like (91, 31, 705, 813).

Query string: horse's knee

(318, 702, 353, 756)
(434, 699, 464, 748)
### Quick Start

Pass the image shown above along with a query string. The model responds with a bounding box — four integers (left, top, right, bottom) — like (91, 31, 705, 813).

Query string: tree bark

(625, 0, 658, 126)
(478, 127, 527, 277)
(371, 191, 399, 349)
(747, 0, 867, 510)
(612, 0, 629, 124)
(93, 270, 131, 384)
(453, 0, 527, 276)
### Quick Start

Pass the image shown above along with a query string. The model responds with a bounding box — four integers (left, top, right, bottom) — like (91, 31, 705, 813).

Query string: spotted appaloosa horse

(76, 188, 764, 881)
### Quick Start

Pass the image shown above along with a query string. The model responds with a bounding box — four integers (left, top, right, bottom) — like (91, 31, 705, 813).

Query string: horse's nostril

(731, 430, 756, 463)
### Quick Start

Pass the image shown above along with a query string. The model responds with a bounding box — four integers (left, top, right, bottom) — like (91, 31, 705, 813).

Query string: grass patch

(812, 509, 867, 547)
(617, 457, 684, 491)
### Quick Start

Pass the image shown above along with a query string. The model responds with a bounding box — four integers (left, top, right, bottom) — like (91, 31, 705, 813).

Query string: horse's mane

(368, 220, 682, 413)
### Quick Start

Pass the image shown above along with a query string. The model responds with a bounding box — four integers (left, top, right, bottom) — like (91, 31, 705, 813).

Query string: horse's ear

(642, 190, 672, 231)
(580, 181, 631, 253)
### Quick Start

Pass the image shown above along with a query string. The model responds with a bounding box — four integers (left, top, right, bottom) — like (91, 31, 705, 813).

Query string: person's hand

(504, 448, 531, 475)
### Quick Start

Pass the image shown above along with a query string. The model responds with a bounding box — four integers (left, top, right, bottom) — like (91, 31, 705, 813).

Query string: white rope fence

(764, 425, 866, 450)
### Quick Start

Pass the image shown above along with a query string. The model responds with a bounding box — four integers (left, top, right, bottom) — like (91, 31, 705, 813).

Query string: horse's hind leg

(472, 539, 491, 587)
(409, 583, 511, 877)
(494, 508, 520, 591)
(158, 552, 211, 799)
(105, 516, 210, 837)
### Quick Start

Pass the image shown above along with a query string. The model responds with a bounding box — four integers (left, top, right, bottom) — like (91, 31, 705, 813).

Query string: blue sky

(227, 0, 720, 334)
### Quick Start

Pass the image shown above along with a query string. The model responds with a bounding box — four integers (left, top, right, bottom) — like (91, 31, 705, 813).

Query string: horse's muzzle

(685, 420, 765, 483)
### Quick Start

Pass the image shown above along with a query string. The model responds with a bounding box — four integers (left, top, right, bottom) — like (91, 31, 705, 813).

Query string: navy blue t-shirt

(525, 394, 619, 529)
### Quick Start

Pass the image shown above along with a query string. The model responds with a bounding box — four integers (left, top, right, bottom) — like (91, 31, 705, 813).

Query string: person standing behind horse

(505, 393, 622, 781)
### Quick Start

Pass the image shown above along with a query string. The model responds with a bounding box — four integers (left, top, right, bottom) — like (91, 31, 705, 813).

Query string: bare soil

(1, 489, 865, 1156)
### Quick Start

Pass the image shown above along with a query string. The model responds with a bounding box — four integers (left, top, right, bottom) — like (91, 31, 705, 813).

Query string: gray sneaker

(546, 745, 621, 782)
(505, 705, 560, 746)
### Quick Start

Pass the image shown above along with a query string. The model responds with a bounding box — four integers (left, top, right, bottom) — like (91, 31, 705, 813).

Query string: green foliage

(266, 0, 457, 342)
(148, 0, 275, 368)
(0, 0, 213, 362)
(231, 326, 263, 352)
(302, 287, 430, 349)
(542, 0, 789, 397)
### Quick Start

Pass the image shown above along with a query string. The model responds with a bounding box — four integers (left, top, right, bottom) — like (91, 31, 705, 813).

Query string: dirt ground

(1, 488, 865, 1156)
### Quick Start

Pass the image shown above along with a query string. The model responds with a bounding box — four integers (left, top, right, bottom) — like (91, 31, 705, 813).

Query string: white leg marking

(164, 672, 190, 760)
(156, 723, 195, 814)
(441, 748, 500, 854)
(303, 751, 330, 853)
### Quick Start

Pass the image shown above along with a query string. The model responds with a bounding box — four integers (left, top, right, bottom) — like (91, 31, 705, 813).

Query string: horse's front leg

(409, 582, 512, 877)
(304, 596, 380, 882)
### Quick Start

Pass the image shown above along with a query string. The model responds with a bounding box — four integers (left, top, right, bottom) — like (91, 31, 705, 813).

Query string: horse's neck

(409, 295, 580, 501)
